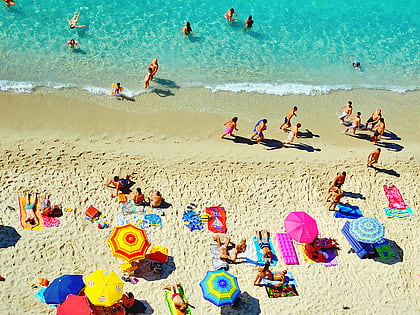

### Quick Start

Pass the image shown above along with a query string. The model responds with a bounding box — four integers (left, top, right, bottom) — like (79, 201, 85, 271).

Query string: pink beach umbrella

(284, 211, 318, 243)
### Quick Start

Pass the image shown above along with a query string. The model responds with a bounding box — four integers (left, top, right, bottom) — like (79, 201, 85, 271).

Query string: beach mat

(18, 196, 42, 231)
(209, 242, 229, 271)
(383, 185, 406, 209)
(334, 204, 363, 219)
(182, 211, 204, 231)
(164, 284, 191, 315)
(263, 273, 299, 298)
(275, 233, 299, 265)
(206, 207, 227, 233)
(384, 206, 414, 219)
(252, 237, 278, 267)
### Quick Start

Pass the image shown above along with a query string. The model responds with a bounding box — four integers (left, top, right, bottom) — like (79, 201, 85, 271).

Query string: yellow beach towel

(18, 196, 42, 231)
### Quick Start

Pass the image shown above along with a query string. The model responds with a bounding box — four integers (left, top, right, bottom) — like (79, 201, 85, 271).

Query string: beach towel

(374, 239, 394, 261)
(209, 242, 229, 271)
(206, 207, 227, 233)
(263, 274, 299, 298)
(275, 233, 299, 265)
(334, 204, 363, 219)
(384, 206, 414, 219)
(41, 215, 60, 227)
(182, 211, 203, 231)
(241, 239, 258, 266)
(301, 244, 338, 267)
(144, 214, 162, 227)
(252, 237, 278, 267)
(164, 284, 192, 315)
(18, 196, 42, 231)
(383, 185, 406, 209)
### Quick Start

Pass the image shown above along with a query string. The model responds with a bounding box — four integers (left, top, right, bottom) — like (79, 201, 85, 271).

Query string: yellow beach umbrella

(107, 223, 151, 262)
(84, 270, 124, 307)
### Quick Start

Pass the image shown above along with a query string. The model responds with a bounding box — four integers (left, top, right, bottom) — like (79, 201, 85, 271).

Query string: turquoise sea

(0, 0, 419, 96)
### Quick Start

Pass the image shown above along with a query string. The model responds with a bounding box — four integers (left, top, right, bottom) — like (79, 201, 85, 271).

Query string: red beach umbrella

(284, 211, 318, 243)
(56, 294, 93, 315)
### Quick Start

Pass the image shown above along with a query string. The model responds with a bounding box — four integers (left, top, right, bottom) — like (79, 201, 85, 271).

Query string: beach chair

(341, 221, 376, 259)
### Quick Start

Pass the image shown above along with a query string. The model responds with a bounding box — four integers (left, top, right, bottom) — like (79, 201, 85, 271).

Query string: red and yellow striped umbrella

(107, 223, 151, 262)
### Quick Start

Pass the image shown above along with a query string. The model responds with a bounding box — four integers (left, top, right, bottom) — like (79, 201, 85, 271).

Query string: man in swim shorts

(330, 171, 346, 190)
(24, 193, 40, 229)
(279, 106, 298, 130)
(337, 101, 353, 124)
(256, 230, 273, 263)
(365, 109, 382, 130)
(250, 119, 267, 144)
(367, 148, 381, 167)
(371, 118, 385, 143)
(343, 111, 361, 134)
(282, 123, 301, 147)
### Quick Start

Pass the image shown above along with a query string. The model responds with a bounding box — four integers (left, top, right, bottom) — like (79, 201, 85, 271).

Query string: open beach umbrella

(284, 211, 318, 243)
(84, 270, 124, 307)
(199, 270, 240, 306)
(107, 223, 151, 262)
(43, 274, 85, 305)
(56, 294, 93, 315)
(349, 217, 385, 244)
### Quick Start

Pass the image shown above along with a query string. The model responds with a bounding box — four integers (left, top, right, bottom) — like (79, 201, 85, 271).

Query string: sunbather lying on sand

(254, 261, 273, 286)
(23, 193, 40, 229)
(214, 236, 235, 262)
(233, 238, 247, 261)
(162, 284, 188, 313)
(256, 230, 274, 262)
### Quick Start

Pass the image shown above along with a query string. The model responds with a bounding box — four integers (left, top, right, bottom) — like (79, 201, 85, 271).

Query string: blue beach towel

(144, 214, 162, 227)
(334, 204, 363, 219)
(182, 211, 203, 231)
(253, 237, 278, 266)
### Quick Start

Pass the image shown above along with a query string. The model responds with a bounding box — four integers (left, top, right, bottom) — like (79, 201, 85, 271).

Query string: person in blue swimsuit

(250, 119, 267, 144)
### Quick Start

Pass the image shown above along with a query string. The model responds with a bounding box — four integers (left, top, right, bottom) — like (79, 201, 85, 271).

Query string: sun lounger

(209, 242, 229, 271)
(341, 221, 376, 259)
(275, 233, 299, 265)
(252, 237, 278, 267)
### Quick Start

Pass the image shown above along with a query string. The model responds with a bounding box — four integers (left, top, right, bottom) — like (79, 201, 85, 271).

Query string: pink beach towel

(276, 233, 299, 265)
(383, 185, 406, 209)
(41, 215, 60, 227)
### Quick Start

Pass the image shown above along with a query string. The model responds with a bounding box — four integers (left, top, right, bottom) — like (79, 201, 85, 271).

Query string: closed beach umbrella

(43, 274, 85, 305)
(349, 217, 385, 244)
(56, 294, 93, 315)
(107, 223, 151, 262)
(199, 270, 240, 306)
(284, 211, 318, 243)
(84, 270, 124, 307)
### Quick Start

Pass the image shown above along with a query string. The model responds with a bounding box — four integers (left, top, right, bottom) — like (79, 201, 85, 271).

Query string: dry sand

(0, 89, 419, 314)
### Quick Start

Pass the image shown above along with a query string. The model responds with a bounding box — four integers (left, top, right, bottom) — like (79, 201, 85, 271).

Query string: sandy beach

(0, 88, 419, 314)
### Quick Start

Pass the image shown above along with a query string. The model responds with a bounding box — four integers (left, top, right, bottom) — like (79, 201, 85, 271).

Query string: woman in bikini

(162, 284, 188, 313)
(67, 12, 86, 29)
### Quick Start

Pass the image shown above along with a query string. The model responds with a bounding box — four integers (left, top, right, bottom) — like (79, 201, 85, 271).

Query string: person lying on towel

(304, 238, 340, 263)
(256, 230, 274, 263)
(23, 193, 40, 229)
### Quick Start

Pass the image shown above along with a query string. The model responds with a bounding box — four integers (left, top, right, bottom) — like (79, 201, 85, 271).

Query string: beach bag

(50, 205, 63, 217)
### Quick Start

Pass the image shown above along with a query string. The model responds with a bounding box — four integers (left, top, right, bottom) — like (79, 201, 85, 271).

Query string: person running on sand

(343, 112, 361, 134)
(279, 106, 298, 130)
(224, 8, 238, 22)
(244, 16, 254, 30)
(254, 261, 273, 286)
(327, 186, 343, 211)
(213, 236, 234, 262)
(250, 119, 267, 144)
(105, 174, 132, 196)
(367, 148, 381, 167)
(371, 118, 385, 143)
(330, 171, 346, 189)
(256, 230, 274, 263)
(148, 58, 159, 80)
(337, 101, 353, 124)
(182, 22, 195, 36)
(162, 284, 189, 313)
(282, 123, 301, 147)
(365, 109, 382, 130)
(148, 190, 162, 207)
(67, 12, 86, 29)
(23, 193, 40, 229)
(220, 117, 238, 139)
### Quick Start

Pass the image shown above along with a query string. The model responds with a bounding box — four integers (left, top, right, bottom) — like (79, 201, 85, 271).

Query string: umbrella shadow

(220, 292, 261, 315)
(134, 256, 176, 281)
(138, 300, 154, 314)
(370, 166, 401, 177)
(373, 239, 403, 265)
(0, 225, 21, 248)
(343, 191, 366, 200)
(374, 141, 404, 152)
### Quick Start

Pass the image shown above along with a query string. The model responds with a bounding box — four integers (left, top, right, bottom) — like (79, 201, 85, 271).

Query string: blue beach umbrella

(43, 274, 85, 305)
(199, 270, 240, 306)
(349, 217, 385, 244)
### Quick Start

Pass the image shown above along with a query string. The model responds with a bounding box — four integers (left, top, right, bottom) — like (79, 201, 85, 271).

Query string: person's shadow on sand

(153, 88, 175, 97)
(370, 166, 400, 177)
(154, 78, 180, 89)
(375, 141, 404, 152)
(382, 129, 401, 141)
(221, 292, 261, 315)
(343, 191, 366, 200)
(223, 136, 255, 145)
(284, 142, 321, 152)
(259, 138, 283, 150)
(298, 129, 320, 139)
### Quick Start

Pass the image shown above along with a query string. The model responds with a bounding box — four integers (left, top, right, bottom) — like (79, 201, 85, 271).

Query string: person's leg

(253, 274, 261, 285)
(264, 230, 270, 240)
(256, 231, 262, 243)
(213, 236, 222, 248)
(26, 193, 31, 206)
(224, 237, 231, 247)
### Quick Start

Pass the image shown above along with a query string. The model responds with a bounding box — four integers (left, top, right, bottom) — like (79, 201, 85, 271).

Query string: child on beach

(282, 123, 301, 147)
(343, 112, 361, 134)
(279, 106, 298, 130)
(220, 117, 238, 139)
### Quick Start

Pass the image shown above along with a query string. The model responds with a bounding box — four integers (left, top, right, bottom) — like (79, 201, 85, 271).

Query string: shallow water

(0, 0, 418, 95)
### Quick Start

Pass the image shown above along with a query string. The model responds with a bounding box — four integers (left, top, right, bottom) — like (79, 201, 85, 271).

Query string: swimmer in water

(67, 12, 86, 29)
(182, 22, 195, 36)
(66, 39, 79, 49)
(3, 0, 15, 7)
(244, 16, 254, 30)
(224, 8, 238, 22)
(350, 57, 361, 70)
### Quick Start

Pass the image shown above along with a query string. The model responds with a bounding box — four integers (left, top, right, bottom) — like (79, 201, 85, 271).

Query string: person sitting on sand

(148, 190, 162, 208)
(214, 236, 234, 262)
(67, 11, 86, 29)
(367, 148, 381, 167)
(133, 187, 145, 206)
(221, 117, 238, 139)
(40, 194, 51, 216)
(224, 8, 238, 22)
(250, 119, 267, 144)
(273, 270, 288, 285)
(23, 193, 40, 229)
(365, 109, 382, 130)
(256, 230, 274, 262)
(343, 111, 361, 134)
(371, 118, 385, 144)
(279, 106, 298, 130)
(254, 261, 273, 286)
(105, 174, 132, 196)
(326, 186, 343, 211)
(121, 292, 147, 315)
(182, 22, 195, 36)
(282, 123, 301, 147)
(162, 284, 189, 313)
(337, 101, 353, 124)
(244, 15, 254, 30)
